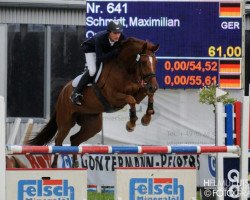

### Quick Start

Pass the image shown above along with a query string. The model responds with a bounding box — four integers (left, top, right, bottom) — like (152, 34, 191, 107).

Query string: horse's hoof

(141, 114, 151, 126)
(72, 160, 79, 168)
(126, 121, 135, 132)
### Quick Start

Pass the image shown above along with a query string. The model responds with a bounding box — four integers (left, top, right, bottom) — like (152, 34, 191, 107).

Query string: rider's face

(109, 32, 121, 42)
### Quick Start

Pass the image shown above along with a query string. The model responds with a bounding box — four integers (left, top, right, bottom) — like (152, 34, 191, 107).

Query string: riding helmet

(107, 21, 123, 33)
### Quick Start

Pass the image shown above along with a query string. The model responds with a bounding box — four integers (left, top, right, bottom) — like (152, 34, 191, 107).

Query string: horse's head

(136, 42, 159, 94)
(119, 37, 160, 94)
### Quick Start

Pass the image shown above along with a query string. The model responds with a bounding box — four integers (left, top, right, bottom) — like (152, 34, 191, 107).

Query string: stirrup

(70, 93, 83, 106)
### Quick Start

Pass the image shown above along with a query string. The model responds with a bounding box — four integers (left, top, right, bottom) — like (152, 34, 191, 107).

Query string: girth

(92, 83, 122, 113)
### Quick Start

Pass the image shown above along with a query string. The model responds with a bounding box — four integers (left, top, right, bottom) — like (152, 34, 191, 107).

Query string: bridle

(136, 53, 156, 79)
(135, 52, 157, 93)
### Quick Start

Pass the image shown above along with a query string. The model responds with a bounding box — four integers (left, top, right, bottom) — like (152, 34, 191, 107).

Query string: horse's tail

(28, 112, 58, 145)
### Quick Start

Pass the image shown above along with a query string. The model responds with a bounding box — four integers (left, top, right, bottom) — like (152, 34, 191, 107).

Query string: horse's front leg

(122, 83, 141, 132)
(115, 92, 138, 132)
(124, 95, 138, 132)
(141, 94, 155, 126)
(126, 103, 138, 132)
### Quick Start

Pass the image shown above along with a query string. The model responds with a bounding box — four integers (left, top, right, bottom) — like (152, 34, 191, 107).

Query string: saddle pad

(72, 73, 83, 87)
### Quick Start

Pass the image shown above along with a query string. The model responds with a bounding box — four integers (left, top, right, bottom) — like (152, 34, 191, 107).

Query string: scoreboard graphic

(86, 0, 243, 89)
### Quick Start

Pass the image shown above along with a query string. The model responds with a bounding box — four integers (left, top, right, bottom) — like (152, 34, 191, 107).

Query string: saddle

(72, 63, 103, 88)
(72, 63, 121, 112)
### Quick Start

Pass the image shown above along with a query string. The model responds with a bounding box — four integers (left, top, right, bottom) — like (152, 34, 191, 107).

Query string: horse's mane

(121, 37, 156, 52)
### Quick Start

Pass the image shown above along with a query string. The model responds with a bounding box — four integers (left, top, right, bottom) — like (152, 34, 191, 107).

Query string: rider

(70, 20, 126, 106)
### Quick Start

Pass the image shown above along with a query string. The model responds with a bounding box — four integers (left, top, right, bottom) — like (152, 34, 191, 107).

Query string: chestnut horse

(28, 37, 159, 167)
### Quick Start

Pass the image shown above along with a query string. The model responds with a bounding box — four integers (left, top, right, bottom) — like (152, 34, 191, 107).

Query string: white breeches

(85, 52, 97, 77)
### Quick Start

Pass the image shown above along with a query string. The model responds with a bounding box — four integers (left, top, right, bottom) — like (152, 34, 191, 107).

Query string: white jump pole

(240, 96, 249, 200)
(0, 96, 6, 200)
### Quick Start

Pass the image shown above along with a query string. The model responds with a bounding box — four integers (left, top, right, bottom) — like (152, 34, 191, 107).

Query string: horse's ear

(142, 42, 147, 53)
(152, 44, 160, 52)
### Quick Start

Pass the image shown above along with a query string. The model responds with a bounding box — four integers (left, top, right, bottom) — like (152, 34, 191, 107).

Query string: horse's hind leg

(70, 113, 102, 167)
(141, 94, 155, 126)
(51, 126, 72, 168)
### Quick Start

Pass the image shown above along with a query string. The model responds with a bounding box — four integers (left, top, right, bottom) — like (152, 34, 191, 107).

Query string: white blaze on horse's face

(149, 56, 153, 72)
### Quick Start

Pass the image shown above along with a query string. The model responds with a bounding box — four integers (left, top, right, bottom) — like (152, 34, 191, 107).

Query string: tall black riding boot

(70, 70, 93, 106)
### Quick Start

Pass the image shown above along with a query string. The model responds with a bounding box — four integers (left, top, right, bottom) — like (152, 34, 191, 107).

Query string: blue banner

(86, 0, 242, 89)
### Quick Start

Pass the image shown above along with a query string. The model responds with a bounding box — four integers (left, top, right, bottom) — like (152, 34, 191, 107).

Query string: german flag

(220, 3, 241, 17)
(219, 75, 241, 89)
(219, 60, 241, 73)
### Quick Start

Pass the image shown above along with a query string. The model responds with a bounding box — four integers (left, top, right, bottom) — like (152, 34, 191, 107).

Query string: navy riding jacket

(82, 31, 126, 67)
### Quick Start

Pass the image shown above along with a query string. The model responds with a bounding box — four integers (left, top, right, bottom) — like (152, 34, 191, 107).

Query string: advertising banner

(6, 154, 200, 186)
(223, 158, 250, 199)
(199, 156, 250, 199)
(115, 168, 196, 200)
(83, 154, 199, 186)
(6, 168, 87, 200)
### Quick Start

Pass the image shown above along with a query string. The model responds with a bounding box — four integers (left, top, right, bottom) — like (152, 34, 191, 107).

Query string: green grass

(88, 191, 114, 200)
(87, 191, 202, 200)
